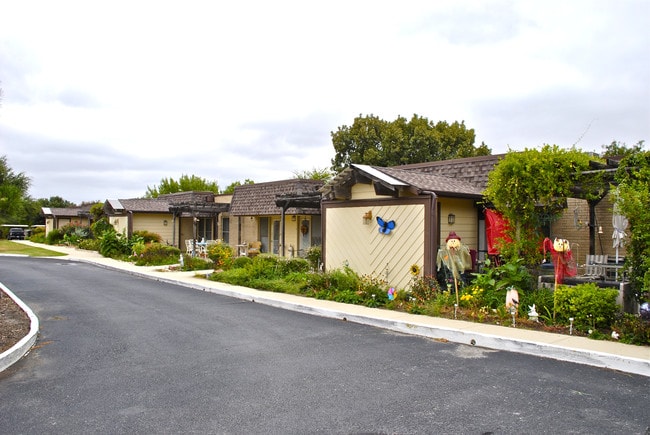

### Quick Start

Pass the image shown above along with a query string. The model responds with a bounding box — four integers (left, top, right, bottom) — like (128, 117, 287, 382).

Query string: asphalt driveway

(0, 256, 648, 434)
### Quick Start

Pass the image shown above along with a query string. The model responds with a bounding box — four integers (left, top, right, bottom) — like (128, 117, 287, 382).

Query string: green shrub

(90, 217, 113, 238)
(29, 227, 46, 243)
(249, 254, 284, 279)
(78, 238, 101, 251)
(327, 267, 360, 292)
(99, 229, 131, 258)
(554, 283, 619, 331)
(181, 254, 213, 271)
(134, 243, 180, 266)
(209, 268, 253, 286)
(409, 275, 441, 303)
(612, 313, 650, 345)
(46, 228, 64, 245)
(305, 245, 322, 270)
(207, 241, 235, 270)
(520, 288, 554, 319)
(62, 225, 92, 246)
(333, 289, 363, 304)
(233, 256, 253, 269)
(281, 257, 310, 274)
(133, 230, 162, 244)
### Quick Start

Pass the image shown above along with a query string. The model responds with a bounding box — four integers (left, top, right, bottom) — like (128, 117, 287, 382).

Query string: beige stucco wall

(436, 198, 478, 251)
(325, 203, 426, 290)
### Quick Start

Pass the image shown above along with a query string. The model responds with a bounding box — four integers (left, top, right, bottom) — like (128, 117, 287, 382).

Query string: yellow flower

(410, 264, 421, 276)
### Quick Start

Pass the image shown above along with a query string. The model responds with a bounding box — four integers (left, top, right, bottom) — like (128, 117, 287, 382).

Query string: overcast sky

(1, 0, 648, 204)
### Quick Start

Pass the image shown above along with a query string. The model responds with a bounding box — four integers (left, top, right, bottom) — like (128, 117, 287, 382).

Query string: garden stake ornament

(437, 231, 472, 308)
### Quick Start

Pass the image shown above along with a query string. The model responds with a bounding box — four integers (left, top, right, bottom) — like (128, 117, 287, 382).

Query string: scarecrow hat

(446, 231, 461, 242)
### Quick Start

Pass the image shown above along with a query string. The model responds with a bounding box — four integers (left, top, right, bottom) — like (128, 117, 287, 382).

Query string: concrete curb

(0, 282, 39, 373)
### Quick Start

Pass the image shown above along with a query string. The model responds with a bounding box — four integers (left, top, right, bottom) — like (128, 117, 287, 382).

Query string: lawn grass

(0, 240, 67, 257)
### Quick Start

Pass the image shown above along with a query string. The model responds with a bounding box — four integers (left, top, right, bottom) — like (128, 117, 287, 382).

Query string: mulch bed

(0, 290, 31, 353)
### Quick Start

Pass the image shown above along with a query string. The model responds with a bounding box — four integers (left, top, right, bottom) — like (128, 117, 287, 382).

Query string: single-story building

(42, 205, 94, 234)
(320, 154, 626, 289)
(103, 191, 230, 250)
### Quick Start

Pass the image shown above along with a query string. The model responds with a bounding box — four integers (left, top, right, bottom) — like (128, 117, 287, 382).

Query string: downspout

(280, 203, 287, 257)
(421, 191, 439, 277)
(172, 211, 177, 248)
(127, 211, 134, 238)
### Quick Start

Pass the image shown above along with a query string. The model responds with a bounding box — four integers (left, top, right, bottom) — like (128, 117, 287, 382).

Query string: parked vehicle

(8, 228, 25, 240)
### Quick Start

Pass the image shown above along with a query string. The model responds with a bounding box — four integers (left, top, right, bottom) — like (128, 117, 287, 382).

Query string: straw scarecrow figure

(437, 231, 472, 307)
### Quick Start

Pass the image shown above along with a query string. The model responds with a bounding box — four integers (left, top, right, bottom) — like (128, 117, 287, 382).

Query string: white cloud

(1, 0, 648, 203)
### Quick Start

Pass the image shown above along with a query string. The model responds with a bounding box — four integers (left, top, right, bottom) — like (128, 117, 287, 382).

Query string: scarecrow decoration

(437, 231, 472, 307)
(543, 237, 577, 321)
(542, 237, 577, 285)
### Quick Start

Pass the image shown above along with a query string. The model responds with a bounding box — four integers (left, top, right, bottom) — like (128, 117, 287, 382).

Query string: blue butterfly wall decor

(376, 216, 396, 235)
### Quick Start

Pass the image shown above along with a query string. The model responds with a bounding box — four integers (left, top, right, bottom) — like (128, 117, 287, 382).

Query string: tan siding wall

(351, 183, 378, 200)
(132, 213, 174, 245)
(326, 203, 426, 290)
(109, 216, 128, 235)
(436, 198, 478, 251)
(45, 218, 54, 235)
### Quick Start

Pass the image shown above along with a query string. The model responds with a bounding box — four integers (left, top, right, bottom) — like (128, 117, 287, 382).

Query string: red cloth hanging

(485, 209, 512, 256)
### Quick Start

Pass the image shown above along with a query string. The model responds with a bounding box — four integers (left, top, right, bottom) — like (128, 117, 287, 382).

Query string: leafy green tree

(601, 140, 646, 158)
(613, 150, 650, 303)
(146, 174, 220, 198)
(0, 155, 30, 224)
(484, 145, 597, 263)
(221, 179, 254, 194)
(39, 196, 76, 208)
(330, 114, 491, 172)
(292, 167, 333, 181)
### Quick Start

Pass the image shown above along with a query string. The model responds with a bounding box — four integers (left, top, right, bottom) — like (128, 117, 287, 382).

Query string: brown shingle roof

(230, 179, 324, 216)
(379, 166, 484, 198)
(42, 205, 92, 218)
(395, 154, 505, 190)
(116, 199, 172, 213)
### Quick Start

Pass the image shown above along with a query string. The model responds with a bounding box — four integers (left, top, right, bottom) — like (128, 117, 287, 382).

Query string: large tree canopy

(330, 114, 491, 172)
(146, 175, 220, 198)
(0, 155, 31, 224)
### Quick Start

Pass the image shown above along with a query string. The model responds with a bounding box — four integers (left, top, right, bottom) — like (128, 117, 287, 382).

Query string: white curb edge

(0, 282, 39, 373)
